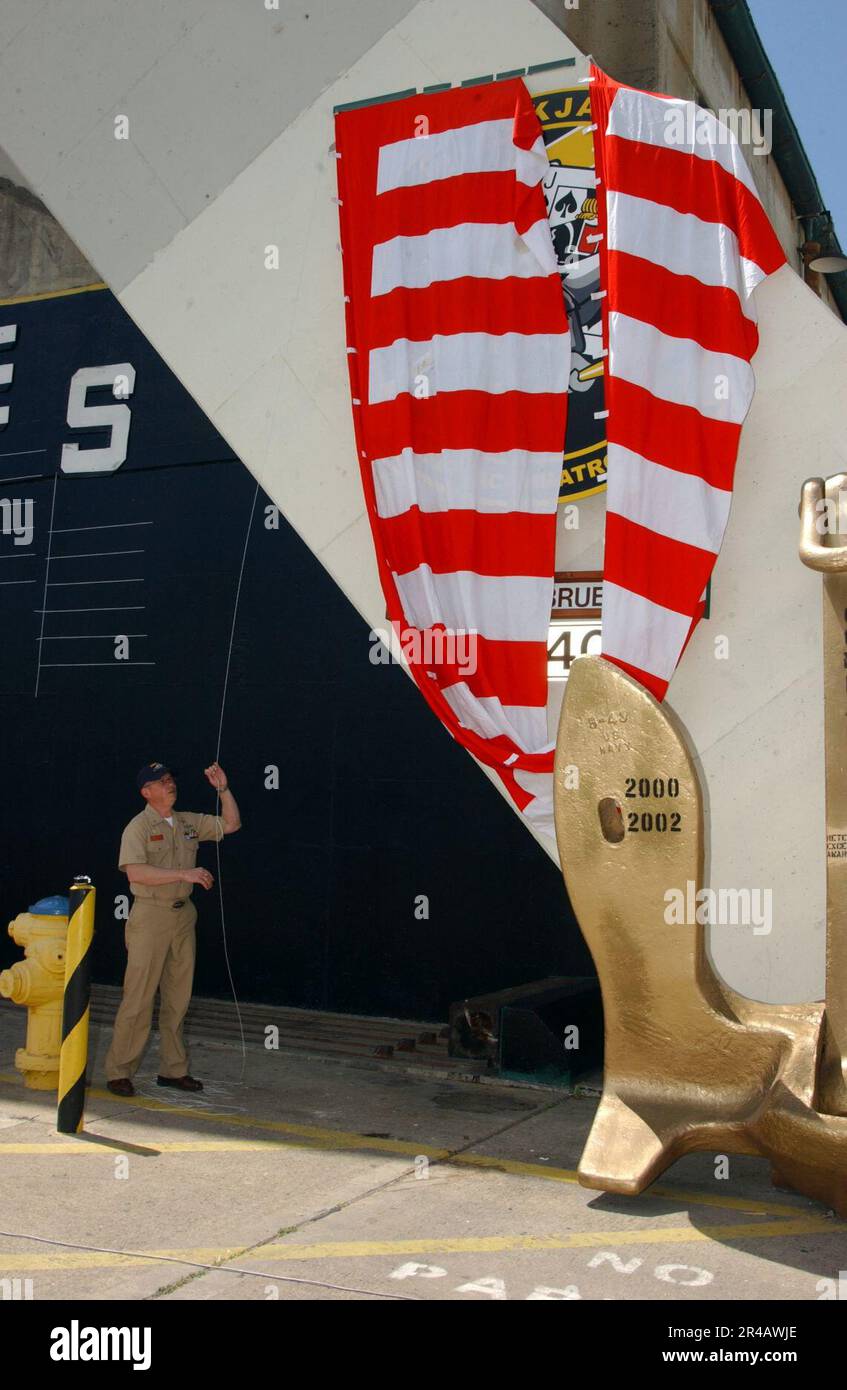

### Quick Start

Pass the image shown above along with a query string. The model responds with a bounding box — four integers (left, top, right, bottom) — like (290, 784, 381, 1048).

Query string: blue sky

(747, 0, 846, 244)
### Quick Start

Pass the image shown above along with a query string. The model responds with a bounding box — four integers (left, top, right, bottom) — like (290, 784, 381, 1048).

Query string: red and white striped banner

(336, 66, 785, 839)
(335, 80, 570, 837)
(590, 62, 786, 698)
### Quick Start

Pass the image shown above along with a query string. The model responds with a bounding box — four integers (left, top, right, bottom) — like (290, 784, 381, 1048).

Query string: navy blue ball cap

(137, 761, 171, 790)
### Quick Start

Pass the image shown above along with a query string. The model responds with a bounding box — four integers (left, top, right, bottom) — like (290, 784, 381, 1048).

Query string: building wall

(536, 0, 661, 93)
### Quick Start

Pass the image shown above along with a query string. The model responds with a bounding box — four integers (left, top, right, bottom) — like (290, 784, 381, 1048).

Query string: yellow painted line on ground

(253, 1219, 844, 1261)
(0, 1248, 240, 1273)
(0, 1218, 842, 1274)
(0, 1072, 815, 1219)
(0, 1136, 810, 1219)
(0, 1140, 295, 1154)
(450, 1152, 806, 1219)
(0, 1073, 441, 1159)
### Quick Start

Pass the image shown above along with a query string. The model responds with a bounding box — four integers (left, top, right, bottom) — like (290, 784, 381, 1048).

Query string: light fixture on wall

(801, 210, 847, 283)
(807, 253, 847, 274)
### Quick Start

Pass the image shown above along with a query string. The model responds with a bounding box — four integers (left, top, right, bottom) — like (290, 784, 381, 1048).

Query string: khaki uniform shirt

(118, 804, 224, 903)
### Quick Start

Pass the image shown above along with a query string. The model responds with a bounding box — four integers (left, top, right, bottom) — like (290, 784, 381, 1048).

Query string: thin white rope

(0, 1228, 417, 1300)
(213, 480, 260, 1081)
(33, 472, 58, 698)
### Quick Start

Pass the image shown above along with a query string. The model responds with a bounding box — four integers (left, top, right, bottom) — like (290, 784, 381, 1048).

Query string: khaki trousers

(105, 898, 197, 1081)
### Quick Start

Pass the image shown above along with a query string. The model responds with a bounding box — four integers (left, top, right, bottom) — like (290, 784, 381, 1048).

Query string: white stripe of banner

(607, 86, 759, 200)
(377, 118, 544, 195)
(440, 682, 550, 754)
(741, 255, 769, 299)
(606, 190, 755, 315)
(520, 215, 560, 277)
(372, 448, 562, 518)
(601, 580, 693, 682)
(513, 769, 555, 839)
(371, 221, 552, 297)
(515, 135, 555, 195)
(368, 331, 568, 405)
(608, 311, 755, 425)
(394, 564, 549, 643)
(605, 442, 732, 554)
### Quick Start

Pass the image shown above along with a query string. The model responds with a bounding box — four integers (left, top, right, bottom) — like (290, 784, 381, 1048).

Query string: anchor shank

(798, 473, 847, 1114)
(820, 566, 847, 1112)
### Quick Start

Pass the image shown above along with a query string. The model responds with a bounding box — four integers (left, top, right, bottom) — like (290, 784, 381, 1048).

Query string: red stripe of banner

(603, 511, 714, 616)
(437, 633, 549, 706)
(513, 94, 546, 154)
(374, 171, 534, 242)
(402, 642, 549, 771)
(496, 765, 534, 813)
(367, 390, 569, 460)
(608, 249, 759, 359)
(368, 276, 568, 350)
(380, 507, 555, 578)
(383, 615, 550, 770)
(606, 378, 743, 491)
(503, 748, 554, 774)
(380, 620, 550, 733)
(495, 754, 556, 811)
(367, 80, 534, 141)
(606, 133, 786, 276)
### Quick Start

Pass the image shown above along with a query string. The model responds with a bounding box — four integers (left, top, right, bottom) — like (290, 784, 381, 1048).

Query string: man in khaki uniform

(106, 760, 242, 1097)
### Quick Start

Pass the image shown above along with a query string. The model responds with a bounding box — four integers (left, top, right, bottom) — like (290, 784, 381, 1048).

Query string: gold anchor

(799, 473, 847, 1116)
(552, 478, 847, 1215)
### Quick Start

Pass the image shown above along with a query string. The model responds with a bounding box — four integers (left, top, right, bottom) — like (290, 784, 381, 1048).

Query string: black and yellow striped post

(57, 877, 95, 1134)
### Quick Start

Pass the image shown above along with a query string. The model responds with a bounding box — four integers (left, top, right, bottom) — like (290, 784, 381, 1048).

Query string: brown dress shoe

(156, 1074, 203, 1092)
(107, 1078, 135, 1097)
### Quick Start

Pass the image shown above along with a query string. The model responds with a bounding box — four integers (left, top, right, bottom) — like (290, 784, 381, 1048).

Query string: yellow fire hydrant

(0, 896, 70, 1089)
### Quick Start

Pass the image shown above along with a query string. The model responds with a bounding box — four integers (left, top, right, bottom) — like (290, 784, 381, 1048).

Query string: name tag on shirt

(149, 834, 165, 842)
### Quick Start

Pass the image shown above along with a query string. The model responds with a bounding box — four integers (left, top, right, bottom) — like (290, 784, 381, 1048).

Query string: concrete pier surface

(0, 1004, 845, 1303)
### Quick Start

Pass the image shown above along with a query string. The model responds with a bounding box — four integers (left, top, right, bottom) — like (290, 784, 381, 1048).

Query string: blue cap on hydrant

(28, 895, 70, 916)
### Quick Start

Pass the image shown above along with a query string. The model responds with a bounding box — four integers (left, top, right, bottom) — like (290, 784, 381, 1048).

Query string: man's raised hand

(204, 762, 228, 791)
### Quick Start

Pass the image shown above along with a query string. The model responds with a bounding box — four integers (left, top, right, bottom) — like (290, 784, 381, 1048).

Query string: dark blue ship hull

(0, 285, 589, 1019)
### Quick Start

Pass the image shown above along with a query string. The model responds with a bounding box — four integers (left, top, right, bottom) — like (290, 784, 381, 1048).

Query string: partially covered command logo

(534, 86, 607, 503)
